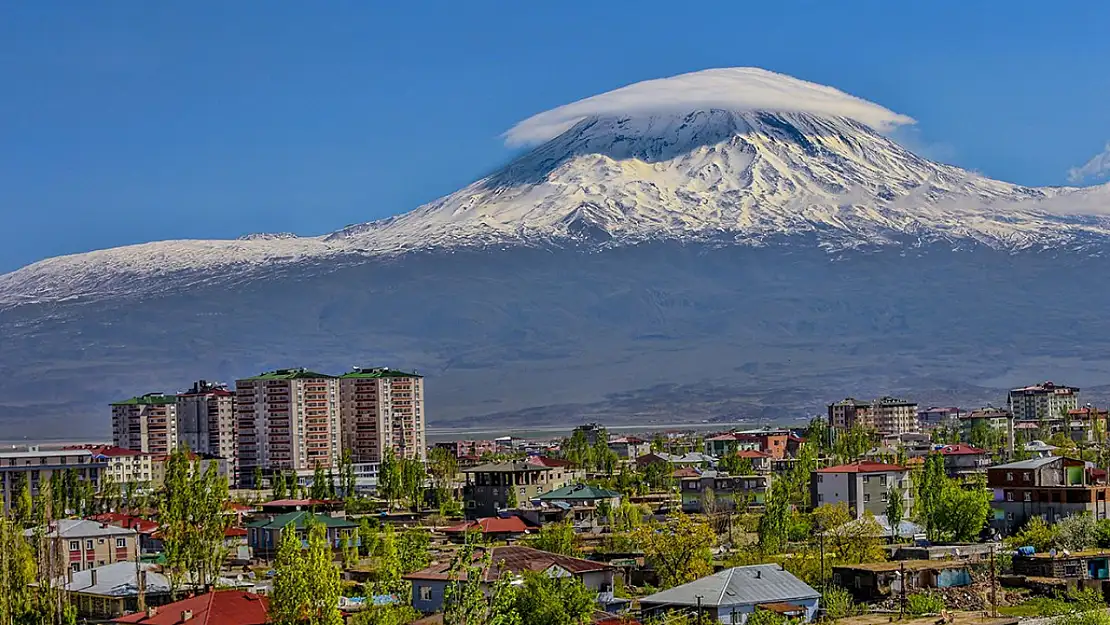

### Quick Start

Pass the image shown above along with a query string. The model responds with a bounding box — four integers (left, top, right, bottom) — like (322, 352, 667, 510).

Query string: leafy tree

(718, 447, 755, 476)
(701, 486, 719, 515)
(1056, 513, 1098, 551)
(428, 446, 459, 492)
(823, 586, 861, 619)
(379, 449, 401, 509)
(968, 420, 1004, 453)
(932, 475, 991, 541)
(915, 454, 948, 541)
(906, 592, 946, 615)
(0, 508, 41, 623)
(1007, 516, 1058, 551)
(641, 460, 674, 493)
(340, 449, 357, 500)
(159, 447, 232, 595)
(512, 572, 595, 625)
(1095, 518, 1110, 549)
(254, 465, 265, 490)
(442, 544, 522, 625)
(746, 610, 788, 625)
(806, 417, 833, 452)
(562, 430, 591, 468)
(399, 457, 426, 510)
(397, 528, 431, 574)
(505, 483, 519, 509)
(273, 471, 288, 500)
(350, 603, 422, 625)
(311, 464, 330, 501)
(833, 425, 875, 462)
(530, 520, 579, 556)
(758, 479, 792, 554)
(271, 520, 343, 625)
(610, 500, 646, 533)
(886, 485, 905, 542)
(11, 473, 32, 527)
(633, 513, 714, 589)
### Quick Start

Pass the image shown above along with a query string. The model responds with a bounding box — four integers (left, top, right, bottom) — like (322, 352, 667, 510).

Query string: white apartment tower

(235, 369, 340, 484)
(339, 367, 426, 463)
(1009, 382, 1080, 421)
(111, 393, 179, 455)
(176, 380, 238, 478)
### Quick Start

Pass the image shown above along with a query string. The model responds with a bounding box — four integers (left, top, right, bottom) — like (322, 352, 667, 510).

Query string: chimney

(90, 569, 98, 587)
(146, 607, 158, 618)
(181, 610, 194, 621)
(66, 566, 74, 584)
(755, 570, 761, 579)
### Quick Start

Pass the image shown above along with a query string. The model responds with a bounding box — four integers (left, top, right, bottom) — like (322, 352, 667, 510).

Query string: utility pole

(990, 544, 998, 617)
(696, 595, 704, 625)
(819, 531, 826, 594)
(899, 561, 906, 621)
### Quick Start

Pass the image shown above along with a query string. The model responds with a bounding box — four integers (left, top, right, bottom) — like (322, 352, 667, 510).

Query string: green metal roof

(338, 367, 423, 379)
(111, 393, 176, 406)
(239, 368, 335, 381)
(245, 511, 357, 530)
(537, 484, 622, 502)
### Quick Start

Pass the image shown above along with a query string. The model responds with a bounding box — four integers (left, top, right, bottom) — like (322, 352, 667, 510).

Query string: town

(2, 373, 1109, 625)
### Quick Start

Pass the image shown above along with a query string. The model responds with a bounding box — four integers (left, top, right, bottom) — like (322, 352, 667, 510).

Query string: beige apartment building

(236, 368, 341, 485)
(84, 446, 153, 486)
(26, 519, 139, 572)
(828, 396, 919, 435)
(828, 398, 873, 430)
(111, 393, 179, 455)
(338, 367, 426, 463)
(176, 380, 238, 479)
(1009, 382, 1080, 421)
(0, 447, 103, 514)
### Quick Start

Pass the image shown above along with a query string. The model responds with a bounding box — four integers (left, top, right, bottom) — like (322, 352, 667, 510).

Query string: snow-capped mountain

(5, 67, 1110, 438)
(2, 68, 1109, 306)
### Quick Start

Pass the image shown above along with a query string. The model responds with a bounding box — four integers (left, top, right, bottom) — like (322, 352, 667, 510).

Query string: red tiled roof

(260, 499, 338, 507)
(111, 590, 269, 625)
(404, 545, 610, 582)
(443, 516, 533, 535)
(225, 502, 254, 512)
(706, 433, 739, 441)
(91, 513, 159, 534)
(224, 527, 247, 538)
(672, 467, 701, 479)
(939, 443, 987, 456)
(815, 461, 906, 473)
(736, 450, 772, 459)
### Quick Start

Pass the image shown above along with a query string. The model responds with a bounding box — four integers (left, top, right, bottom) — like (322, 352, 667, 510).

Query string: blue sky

(2, 1, 1109, 273)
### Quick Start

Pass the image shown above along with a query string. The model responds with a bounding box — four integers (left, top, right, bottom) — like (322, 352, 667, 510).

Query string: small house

(640, 564, 820, 624)
(832, 560, 972, 601)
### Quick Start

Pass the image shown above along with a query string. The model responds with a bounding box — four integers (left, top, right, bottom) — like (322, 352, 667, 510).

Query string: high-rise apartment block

(111, 393, 179, 455)
(828, 396, 919, 435)
(338, 368, 426, 463)
(176, 380, 238, 478)
(235, 369, 341, 482)
(1009, 382, 1080, 421)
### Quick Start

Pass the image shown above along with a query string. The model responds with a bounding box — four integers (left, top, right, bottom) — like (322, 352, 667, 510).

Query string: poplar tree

(271, 520, 343, 625)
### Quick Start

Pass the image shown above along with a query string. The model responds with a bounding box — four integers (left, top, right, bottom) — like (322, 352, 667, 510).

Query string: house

(832, 560, 972, 601)
(434, 440, 499, 459)
(937, 444, 991, 478)
(53, 561, 173, 619)
(0, 447, 103, 514)
(637, 452, 716, 469)
(987, 456, 1110, 535)
(26, 519, 140, 571)
(536, 483, 622, 508)
(404, 545, 615, 613)
(733, 450, 773, 473)
(608, 436, 651, 460)
(704, 430, 791, 460)
(810, 462, 913, 519)
(681, 472, 771, 513)
(442, 516, 536, 542)
(960, 408, 1015, 449)
(1012, 550, 1110, 580)
(90, 513, 161, 554)
(532, 484, 623, 528)
(526, 456, 584, 490)
(111, 590, 269, 625)
(463, 461, 553, 518)
(77, 446, 155, 487)
(245, 511, 358, 559)
(639, 564, 820, 624)
(1068, 407, 1109, 444)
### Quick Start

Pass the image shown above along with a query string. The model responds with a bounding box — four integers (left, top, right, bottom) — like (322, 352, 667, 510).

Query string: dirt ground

(835, 611, 1018, 625)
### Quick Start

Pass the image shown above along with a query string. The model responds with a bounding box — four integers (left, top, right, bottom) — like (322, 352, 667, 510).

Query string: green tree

(379, 449, 401, 509)
(340, 449, 357, 500)
(505, 484, 519, 509)
(746, 609, 788, 625)
(311, 464, 330, 501)
(633, 513, 714, 589)
(442, 544, 522, 625)
(11, 473, 32, 527)
(158, 447, 232, 595)
(529, 520, 580, 556)
(758, 479, 792, 554)
(254, 465, 265, 491)
(1007, 516, 1058, 551)
(886, 485, 905, 542)
(915, 454, 948, 541)
(397, 529, 431, 574)
(273, 471, 288, 500)
(271, 520, 343, 625)
(562, 430, 591, 468)
(833, 425, 875, 462)
(512, 572, 595, 625)
(350, 603, 422, 625)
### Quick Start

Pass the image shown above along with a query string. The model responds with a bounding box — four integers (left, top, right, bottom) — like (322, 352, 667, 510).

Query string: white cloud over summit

(1068, 142, 1110, 184)
(505, 67, 915, 146)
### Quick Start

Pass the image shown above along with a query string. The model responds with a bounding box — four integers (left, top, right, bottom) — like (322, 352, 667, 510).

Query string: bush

(906, 593, 946, 616)
(1056, 611, 1110, 625)
(822, 586, 862, 620)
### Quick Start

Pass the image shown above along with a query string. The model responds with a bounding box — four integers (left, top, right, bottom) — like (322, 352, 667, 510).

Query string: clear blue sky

(2, 1, 1109, 273)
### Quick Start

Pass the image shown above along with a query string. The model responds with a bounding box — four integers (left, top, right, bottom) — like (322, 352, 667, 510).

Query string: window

(71, 563, 81, 573)
(1006, 491, 1014, 501)
(863, 494, 870, 503)
(1023, 472, 1031, 482)
(1007, 512, 1014, 521)
(1006, 472, 1013, 481)
(116, 538, 126, 548)
(69, 541, 80, 552)
(1023, 492, 1032, 502)
(419, 586, 433, 601)
(881, 492, 888, 502)
(85, 540, 93, 550)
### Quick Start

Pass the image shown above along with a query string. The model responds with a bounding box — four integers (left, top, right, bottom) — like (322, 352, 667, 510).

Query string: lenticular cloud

(505, 67, 915, 146)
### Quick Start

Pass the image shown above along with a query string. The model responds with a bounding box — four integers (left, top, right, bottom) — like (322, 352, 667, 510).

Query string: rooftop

(339, 367, 422, 379)
(833, 559, 971, 573)
(56, 562, 169, 597)
(465, 461, 550, 474)
(938, 444, 988, 456)
(112, 590, 269, 625)
(111, 393, 177, 406)
(991, 457, 1060, 471)
(238, 368, 335, 381)
(403, 545, 610, 582)
(0, 448, 93, 460)
(1014, 549, 1110, 561)
(815, 461, 906, 474)
(537, 484, 622, 502)
(443, 516, 534, 535)
(245, 511, 357, 530)
(640, 564, 819, 608)
(26, 519, 138, 539)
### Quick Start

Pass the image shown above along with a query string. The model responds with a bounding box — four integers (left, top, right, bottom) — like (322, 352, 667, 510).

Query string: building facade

(987, 456, 1110, 535)
(0, 447, 103, 513)
(111, 393, 179, 455)
(176, 380, 237, 478)
(1009, 382, 1080, 421)
(828, 397, 919, 435)
(463, 461, 552, 518)
(811, 461, 913, 519)
(235, 369, 341, 484)
(85, 446, 153, 486)
(27, 519, 140, 572)
(338, 367, 426, 463)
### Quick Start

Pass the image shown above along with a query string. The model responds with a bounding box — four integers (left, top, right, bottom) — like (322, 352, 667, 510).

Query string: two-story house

(464, 461, 552, 518)
(810, 461, 912, 518)
(681, 471, 771, 513)
(987, 456, 1110, 535)
(937, 444, 991, 478)
(26, 519, 140, 572)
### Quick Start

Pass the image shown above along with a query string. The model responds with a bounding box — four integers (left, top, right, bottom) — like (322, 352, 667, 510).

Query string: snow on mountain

(3, 67, 1110, 306)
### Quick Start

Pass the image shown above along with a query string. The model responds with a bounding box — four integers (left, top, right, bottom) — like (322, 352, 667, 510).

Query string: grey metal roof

(991, 456, 1059, 470)
(640, 564, 819, 608)
(24, 519, 137, 539)
(57, 562, 171, 597)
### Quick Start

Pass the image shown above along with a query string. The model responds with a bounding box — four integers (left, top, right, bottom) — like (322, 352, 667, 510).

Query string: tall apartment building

(338, 367, 426, 463)
(1009, 382, 1080, 421)
(827, 396, 919, 435)
(236, 369, 341, 484)
(111, 393, 179, 455)
(176, 380, 238, 478)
